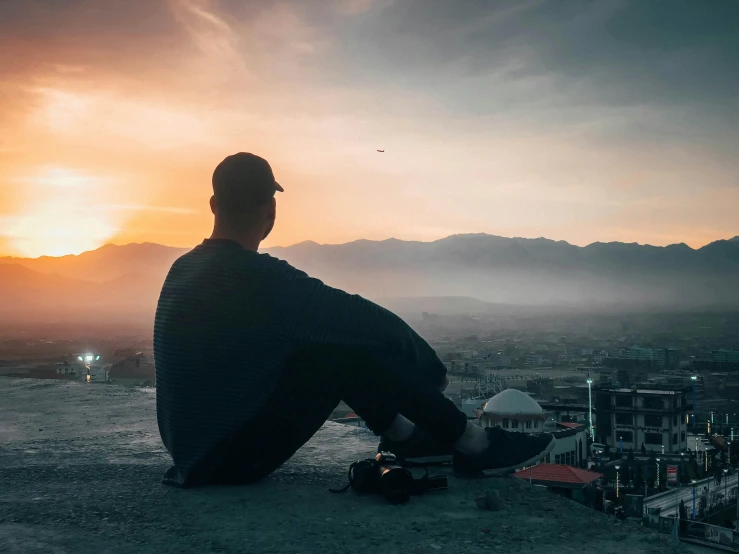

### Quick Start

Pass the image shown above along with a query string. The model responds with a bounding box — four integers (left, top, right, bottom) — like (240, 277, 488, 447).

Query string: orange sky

(1, 0, 738, 258)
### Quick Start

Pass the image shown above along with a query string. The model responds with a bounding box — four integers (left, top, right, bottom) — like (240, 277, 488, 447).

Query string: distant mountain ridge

(1, 233, 738, 322)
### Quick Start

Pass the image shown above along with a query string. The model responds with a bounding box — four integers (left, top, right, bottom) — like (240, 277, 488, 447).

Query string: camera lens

(379, 466, 413, 504)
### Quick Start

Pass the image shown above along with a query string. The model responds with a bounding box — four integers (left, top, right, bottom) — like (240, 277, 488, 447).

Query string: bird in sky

(377, 149, 384, 153)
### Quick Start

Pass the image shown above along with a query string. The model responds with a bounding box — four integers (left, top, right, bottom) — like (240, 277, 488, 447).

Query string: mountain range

(1, 234, 738, 323)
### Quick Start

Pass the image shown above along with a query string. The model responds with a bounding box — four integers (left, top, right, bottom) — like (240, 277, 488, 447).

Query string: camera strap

(410, 465, 448, 495)
(329, 461, 362, 494)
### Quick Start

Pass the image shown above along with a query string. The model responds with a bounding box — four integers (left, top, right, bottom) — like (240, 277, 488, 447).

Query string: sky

(0, 0, 738, 258)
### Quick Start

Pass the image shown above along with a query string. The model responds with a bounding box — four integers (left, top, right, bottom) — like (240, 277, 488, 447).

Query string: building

(512, 463, 602, 504)
(108, 352, 155, 386)
(627, 347, 681, 366)
(88, 364, 110, 382)
(711, 350, 739, 364)
(55, 361, 80, 377)
(445, 360, 480, 376)
(489, 353, 512, 368)
(480, 389, 589, 468)
(594, 385, 691, 453)
(525, 355, 550, 367)
(548, 422, 589, 467)
(605, 347, 682, 370)
(480, 389, 547, 432)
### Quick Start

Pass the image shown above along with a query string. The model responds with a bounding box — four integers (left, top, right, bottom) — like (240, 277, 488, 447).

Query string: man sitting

(154, 152, 555, 487)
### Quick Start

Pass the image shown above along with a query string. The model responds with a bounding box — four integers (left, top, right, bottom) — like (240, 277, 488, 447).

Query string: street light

(691, 376, 697, 426)
(656, 458, 661, 491)
(587, 378, 594, 439)
(662, 444, 665, 455)
(675, 479, 680, 517)
(705, 448, 708, 473)
(724, 469, 728, 513)
(620, 435, 623, 454)
(615, 464, 620, 499)
(691, 479, 697, 520)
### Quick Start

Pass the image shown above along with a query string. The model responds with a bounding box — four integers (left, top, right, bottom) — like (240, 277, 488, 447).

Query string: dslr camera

(330, 451, 449, 504)
(347, 452, 415, 504)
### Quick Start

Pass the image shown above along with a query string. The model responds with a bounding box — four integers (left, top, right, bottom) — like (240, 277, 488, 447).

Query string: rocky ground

(0, 378, 692, 553)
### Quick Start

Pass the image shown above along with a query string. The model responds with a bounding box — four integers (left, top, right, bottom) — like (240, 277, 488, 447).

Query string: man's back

(155, 238, 447, 486)
(154, 239, 297, 485)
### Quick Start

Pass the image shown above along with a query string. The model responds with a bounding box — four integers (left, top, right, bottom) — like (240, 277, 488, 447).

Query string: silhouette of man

(154, 152, 554, 487)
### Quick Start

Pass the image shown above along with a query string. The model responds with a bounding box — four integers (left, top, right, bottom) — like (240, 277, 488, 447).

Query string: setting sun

(3, 166, 120, 257)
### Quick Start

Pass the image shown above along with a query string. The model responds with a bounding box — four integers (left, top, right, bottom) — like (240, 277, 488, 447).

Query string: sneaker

(378, 428, 454, 465)
(453, 427, 556, 477)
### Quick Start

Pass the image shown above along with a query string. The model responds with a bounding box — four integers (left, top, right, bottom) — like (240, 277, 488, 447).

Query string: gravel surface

(0, 378, 692, 553)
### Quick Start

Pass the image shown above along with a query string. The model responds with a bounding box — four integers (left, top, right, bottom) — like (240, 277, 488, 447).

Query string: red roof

(557, 422, 584, 429)
(513, 463, 602, 485)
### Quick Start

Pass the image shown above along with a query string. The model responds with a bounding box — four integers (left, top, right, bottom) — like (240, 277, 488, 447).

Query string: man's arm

(270, 258, 447, 387)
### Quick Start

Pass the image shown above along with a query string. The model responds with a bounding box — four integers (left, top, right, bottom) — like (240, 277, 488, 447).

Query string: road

(644, 472, 739, 517)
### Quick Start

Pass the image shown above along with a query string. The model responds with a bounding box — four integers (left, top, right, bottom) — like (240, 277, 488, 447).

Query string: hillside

(1, 234, 738, 322)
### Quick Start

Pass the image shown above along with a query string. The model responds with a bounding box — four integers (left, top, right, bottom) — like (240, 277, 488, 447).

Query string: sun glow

(3, 166, 122, 258)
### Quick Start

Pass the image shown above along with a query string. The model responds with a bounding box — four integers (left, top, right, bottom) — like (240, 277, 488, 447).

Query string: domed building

(481, 389, 589, 468)
(480, 389, 546, 432)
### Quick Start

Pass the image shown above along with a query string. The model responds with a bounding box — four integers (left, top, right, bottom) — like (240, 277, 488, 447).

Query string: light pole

(724, 469, 728, 514)
(587, 378, 594, 439)
(656, 458, 661, 492)
(620, 435, 623, 454)
(691, 479, 697, 520)
(695, 435, 699, 453)
(705, 448, 708, 473)
(675, 481, 680, 517)
(616, 464, 620, 499)
(662, 444, 665, 455)
(706, 468, 711, 514)
(690, 376, 697, 426)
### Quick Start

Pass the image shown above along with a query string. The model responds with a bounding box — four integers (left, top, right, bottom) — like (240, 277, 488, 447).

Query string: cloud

(0, 0, 737, 251)
(13, 165, 116, 189)
(333, 0, 393, 16)
(27, 87, 215, 152)
(100, 204, 199, 215)
(167, 0, 246, 78)
(325, 0, 739, 139)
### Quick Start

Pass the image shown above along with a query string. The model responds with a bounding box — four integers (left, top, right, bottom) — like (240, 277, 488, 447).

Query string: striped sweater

(154, 238, 447, 486)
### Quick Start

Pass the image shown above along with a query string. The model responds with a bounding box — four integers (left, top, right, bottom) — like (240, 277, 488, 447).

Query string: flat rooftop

(598, 387, 688, 395)
(0, 378, 692, 554)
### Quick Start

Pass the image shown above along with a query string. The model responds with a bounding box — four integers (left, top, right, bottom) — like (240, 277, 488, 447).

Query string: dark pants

(209, 345, 468, 485)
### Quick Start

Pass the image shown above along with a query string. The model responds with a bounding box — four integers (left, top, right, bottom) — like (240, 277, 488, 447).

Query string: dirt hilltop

(0, 378, 690, 554)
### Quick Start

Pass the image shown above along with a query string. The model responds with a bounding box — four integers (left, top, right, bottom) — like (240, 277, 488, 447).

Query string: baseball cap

(212, 153, 284, 204)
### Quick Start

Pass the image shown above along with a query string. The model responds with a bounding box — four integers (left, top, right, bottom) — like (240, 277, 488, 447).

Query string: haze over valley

(2, 233, 738, 325)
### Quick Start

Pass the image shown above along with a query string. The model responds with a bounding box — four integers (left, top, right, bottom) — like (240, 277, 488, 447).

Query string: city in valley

(2, 305, 737, 541)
